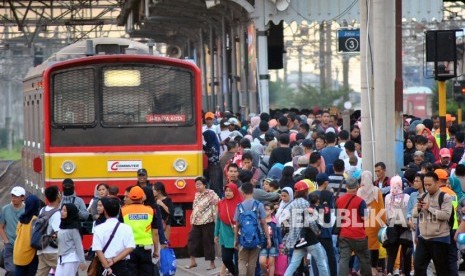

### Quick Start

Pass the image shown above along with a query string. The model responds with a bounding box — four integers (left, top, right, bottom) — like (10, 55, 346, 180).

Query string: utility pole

(325, 21, 332, 89)
(319, 22, 325, 90)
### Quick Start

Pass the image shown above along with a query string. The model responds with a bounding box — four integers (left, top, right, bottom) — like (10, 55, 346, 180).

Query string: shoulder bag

(87, 222, 120, 276)
(332, 195, 356, 235)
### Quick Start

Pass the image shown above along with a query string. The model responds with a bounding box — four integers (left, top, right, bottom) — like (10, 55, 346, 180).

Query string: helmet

(457, 233, 465, 252)
(378, 227, 387, 244)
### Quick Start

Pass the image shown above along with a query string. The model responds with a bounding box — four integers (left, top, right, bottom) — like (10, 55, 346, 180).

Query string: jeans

(127, 246, 154, 276)
(284, 243, 329, 276)
(338, 237, 371, 276)
(311, 238, 337, 276)
(3, 242, 14, 276)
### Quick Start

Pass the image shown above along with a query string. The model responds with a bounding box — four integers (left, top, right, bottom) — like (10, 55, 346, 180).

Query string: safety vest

(121, 204, 154, 245)
(440, 186, 458, 230)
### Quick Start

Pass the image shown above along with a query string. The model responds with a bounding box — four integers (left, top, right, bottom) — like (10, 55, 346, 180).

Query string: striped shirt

(328, 174, 346, 197)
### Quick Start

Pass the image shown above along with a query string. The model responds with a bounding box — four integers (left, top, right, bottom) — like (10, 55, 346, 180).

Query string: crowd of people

(4, 107, 465, 276)
(192, 109, 465, 276)
(0, 168, 172, 276)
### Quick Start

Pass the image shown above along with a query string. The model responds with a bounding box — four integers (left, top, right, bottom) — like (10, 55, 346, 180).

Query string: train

(403, 86, 433, 118)
(22, 38, 202, 248)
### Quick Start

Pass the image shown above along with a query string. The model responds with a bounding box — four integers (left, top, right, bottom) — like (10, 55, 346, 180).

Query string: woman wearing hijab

(214, 183, 243, 276)
(203, 129, 223, 197)
(357, 171, 385, 276)
(13, 195, 40, 276)
(275, 187, 294, 240)
(427, 135, 440, 161)
(383, 176, 412, 276)
(55, 203, 86, 276)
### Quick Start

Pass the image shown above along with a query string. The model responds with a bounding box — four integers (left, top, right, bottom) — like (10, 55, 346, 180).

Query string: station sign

(338, 29, 360, 53)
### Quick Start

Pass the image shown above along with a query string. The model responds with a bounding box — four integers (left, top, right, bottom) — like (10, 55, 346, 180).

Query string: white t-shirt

(92, 218, 135, 259)
(37, 205, 61, 255)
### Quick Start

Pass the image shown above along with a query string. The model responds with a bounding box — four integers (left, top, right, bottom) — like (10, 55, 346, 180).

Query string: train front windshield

(50, 63, 197, 146)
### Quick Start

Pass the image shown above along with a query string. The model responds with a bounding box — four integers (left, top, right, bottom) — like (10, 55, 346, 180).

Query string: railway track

(0, 160, 24, 207)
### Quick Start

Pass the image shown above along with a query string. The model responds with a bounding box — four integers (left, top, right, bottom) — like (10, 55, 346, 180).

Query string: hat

(446, 114, 456, 122)
(129, 186, 145, 200)
(325, 127, 336, 134)
(345, 176, 359, 190)
(11, 186, 25, 197)
(205, 112, 215, 120)
(294, 180, 309, 191)
(435, 169, 449, 180)
(263, 177, 274, 183)
(224, 117, 239, 126)
(301, 139, 313, 149)
(137, 168, 147, 176)
(315, 173, 329, 185)
(439, 148, 451, 158)
(228, 130, 243, 139)
(297, 155, 309, 166)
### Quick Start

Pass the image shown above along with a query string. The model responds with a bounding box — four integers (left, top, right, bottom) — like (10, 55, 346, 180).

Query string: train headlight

(61, 160, 76, 174)
(173, 159, 187, 172)
(174, 179, 187, 189)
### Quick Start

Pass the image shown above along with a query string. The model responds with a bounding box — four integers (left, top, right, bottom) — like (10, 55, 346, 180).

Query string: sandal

(206, 266, 217, 271)
(184, 264, 198, 269)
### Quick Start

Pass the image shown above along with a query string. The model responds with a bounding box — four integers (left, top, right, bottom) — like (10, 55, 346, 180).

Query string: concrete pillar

(200, 29, 209, 111)
(209, 25, 216, 111)
(360, 0, 375, 172)
(231, 24, 239, 113)
(325, 22, 332, 89)
(373, 0, 396, 176)
(254, 0, 269, 113)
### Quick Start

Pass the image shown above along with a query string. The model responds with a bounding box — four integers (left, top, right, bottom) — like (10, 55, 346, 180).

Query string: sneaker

(393, 269, 400, 276)
(295, 238, 308, 248)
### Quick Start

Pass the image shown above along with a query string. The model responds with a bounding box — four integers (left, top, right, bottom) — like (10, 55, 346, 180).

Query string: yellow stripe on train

(44, 151, 203, 179)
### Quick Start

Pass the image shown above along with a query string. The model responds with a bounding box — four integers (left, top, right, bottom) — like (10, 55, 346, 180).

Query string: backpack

(30, 207, 60, 250)
(420, 191, 455, 229)
(238, 201, 264, 249)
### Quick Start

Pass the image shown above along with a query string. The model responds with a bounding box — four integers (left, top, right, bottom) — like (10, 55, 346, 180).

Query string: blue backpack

(238, 201, 263, 249)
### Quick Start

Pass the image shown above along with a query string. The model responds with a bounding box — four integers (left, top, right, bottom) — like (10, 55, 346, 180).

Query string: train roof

(25, 38, 151, 80)
(403, 86, 433, 94)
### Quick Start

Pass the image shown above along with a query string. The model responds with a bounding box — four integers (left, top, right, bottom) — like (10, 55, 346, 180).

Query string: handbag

(87, 222, 120, 276)
(160, 247, 177, 276)
(333, 195, 356, 235)
(294, 211, 320, 249)
(275, 248, 288, 276)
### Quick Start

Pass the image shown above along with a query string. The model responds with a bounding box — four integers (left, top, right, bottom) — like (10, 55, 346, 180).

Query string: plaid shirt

(285, 197, 320, 249)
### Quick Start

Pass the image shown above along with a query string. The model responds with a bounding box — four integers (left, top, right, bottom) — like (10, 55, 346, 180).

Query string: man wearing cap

(435, 148, 456, 173)
(60, 178, 89, 220)
(0, 186, 25, 275)
(121, 186, 167, 275)
(135, 168, 156, 208)
(202, 112, 220, 135)
(224, 117, 241, 132)
(335, 176, 371, 276)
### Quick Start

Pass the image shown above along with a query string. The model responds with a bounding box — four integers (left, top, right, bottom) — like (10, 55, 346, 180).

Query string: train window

(52, 68, 96, 126)
(101, 64, 194, 126)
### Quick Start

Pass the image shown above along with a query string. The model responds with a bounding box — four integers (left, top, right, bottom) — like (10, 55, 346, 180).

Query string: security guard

(121, 186, 166, 275)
